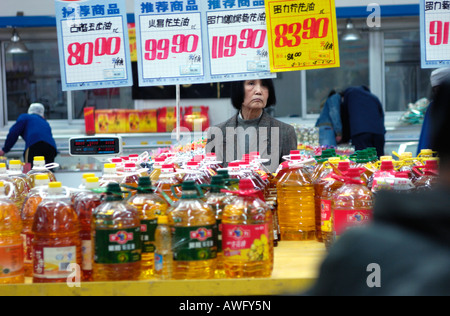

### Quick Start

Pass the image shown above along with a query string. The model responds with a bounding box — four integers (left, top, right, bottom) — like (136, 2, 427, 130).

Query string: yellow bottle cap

(420, 149, 433, 155)
(83, 173, 96, 179)
(157, 215, 168, 225)
(35, 174, 49, 180)
(86, 177, 99, 183)
(0, 181, 4, 187)
(104, 163, 116, 169)
(49, 182, 62, 188)
(380, 156, 393, 161)
(400, 152, 413, 159)
(328, 157, 340, 164)
(34, 156, 45, 161)
(0, 163, 6, 168)
(9, 160, 22, 165)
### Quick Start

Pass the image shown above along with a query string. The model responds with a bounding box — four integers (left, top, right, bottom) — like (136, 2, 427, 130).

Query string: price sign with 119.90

(265, 0, 340, 72)
(54, 0, 133, 91)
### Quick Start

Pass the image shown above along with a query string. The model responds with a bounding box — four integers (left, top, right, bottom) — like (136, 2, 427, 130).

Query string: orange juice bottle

(32, 182, 81, 283)
(74, 176, 103, 282)
(330, 168, 374, 248)
(126, 176, 168, 280)
(20, 174, 50, 277)
(222, 179, 274, 278)
(0, 181, 24, 284)
(92, 183, 141, 281)
(154, 164, 181, 205)
(167, 181, 217, 279)
(27, 156, 56, 187)
(277, 158, 315, 241)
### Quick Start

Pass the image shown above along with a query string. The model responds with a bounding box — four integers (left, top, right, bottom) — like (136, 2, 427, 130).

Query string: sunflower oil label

(320, 199, 332, 233)
(0, 243, 24, 279)
(172, 225, 217, 261)
(222, 224, 270, 262)
(33, 245, 76, 279)
(94, 227, 141, 264)
(141, 219, 157, 253)
(334, 209, 373, 236)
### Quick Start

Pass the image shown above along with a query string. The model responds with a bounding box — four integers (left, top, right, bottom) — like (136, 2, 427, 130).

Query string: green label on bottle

(141, 219, 157, 253)
(94, 227, 141, 264)
(172, 225, 217, 261)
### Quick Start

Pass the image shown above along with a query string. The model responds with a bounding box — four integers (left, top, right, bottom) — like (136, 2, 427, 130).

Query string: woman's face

(241, 80, 269, 111)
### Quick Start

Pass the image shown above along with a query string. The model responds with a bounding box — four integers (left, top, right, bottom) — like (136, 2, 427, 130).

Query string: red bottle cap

(380, 160, 394, 171)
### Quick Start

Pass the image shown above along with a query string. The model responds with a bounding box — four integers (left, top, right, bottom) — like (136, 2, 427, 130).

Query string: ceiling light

(5, 28, 29, 54)
(341, 19, 361, 42)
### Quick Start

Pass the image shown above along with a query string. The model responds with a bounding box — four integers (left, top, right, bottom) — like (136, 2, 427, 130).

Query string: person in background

(315, 90, 343, 147)
(304, 80, 450, 296)
(0, 103, 57, 168)
(340, 86, 386, 157)
(206, 79, 297, 173)
(417, 67, 450, 155)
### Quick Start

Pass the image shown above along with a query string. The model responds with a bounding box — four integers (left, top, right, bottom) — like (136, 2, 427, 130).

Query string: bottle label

(172, 225, 217, 261)
(222, 224, 270, 262)
(81, 240, 92, 271)
(334, 209, 373, 236)
(94, 227, 141, 264)
(33, 245, 77, 279)
(21, 232, 34, 264)
(0, 243, 24, 279)
(154, 253, 163, 272)
(320, 199, 332, 233)
(141, 219, 157, 253)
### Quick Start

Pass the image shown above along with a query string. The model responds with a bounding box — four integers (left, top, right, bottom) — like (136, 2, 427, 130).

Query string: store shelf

(0, 241, 326, 296)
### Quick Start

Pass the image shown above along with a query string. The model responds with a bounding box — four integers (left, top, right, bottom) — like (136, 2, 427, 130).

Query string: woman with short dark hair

(206, 79, 297, 173)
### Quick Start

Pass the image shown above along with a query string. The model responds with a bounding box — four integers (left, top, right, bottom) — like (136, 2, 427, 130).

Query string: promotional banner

(420, 0, 450, 68)
(264, 0, 340, 72)
(55, 0, 133, 91)
(134, 0, 275, 87)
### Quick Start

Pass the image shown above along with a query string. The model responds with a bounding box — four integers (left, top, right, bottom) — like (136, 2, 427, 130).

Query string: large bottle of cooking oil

(330, 168, 374, 248)
(27, 156, 57, 187)
(222, 178, 274, 278)
(32, 182, 81, 283)
(99, 163, 123, 187)
(120, 163, 141, 196)
(0, 181, 24, 284)
(126, 176, 168, 280)
(74, 176, 103, 282)
(149, 157, 166, 182)
(92, 182, 141, 281)
(154, 164, 181, 205)
(277, 158, 315, 241)
(203, 175, 234, 278)
(7, 160, 32, 210)
(20, 174, 50, 277)
(167, 180, 217, 279)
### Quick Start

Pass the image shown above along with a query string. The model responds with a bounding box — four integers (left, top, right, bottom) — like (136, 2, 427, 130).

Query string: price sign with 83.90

(265, 0, 340, 72)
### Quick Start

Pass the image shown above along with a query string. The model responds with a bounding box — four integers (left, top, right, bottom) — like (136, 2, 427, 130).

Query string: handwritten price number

(274, 18, 329, 48)
(211, 28, 266, 59)
(67, 37, 121, 66)
(429, 20, 450, 45)
(144, 34, 199, 61)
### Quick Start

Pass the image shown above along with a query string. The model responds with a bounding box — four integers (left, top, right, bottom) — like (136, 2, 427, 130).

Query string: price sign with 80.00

(265, 0, 340, 72)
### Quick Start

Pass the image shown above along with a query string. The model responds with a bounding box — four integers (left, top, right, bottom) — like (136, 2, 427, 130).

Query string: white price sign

(420, 0, 450, 67)
(55, 0, 132, 90)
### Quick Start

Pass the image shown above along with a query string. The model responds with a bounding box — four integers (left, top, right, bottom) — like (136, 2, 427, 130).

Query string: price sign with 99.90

(265, 0, 340, 72)
(136, 12, 204, 85)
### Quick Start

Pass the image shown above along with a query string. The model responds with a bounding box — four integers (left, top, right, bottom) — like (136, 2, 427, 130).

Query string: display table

(0, 241, 326, 296)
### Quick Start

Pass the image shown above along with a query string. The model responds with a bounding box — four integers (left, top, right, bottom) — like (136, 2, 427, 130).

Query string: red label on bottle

(334, 209, 372, 236)
(320, 199, 332, 233)
(222, 224, 269, 262)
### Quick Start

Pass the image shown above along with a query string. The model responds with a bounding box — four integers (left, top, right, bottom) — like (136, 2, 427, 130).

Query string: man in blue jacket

(340, 86, 386, 157)
(0, 103, 57, 167)
(315, 90, 343, 147)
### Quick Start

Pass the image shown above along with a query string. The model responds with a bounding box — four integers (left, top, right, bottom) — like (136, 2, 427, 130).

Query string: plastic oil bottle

(154, 164, 181, 205)
(7, 160, 32, 210)
(27, 156, 56, 187)
(167, 180, 217, 279)
(329, 168, 374, 249)
(221, 178, 274, 278)
(277, 157, 315, 241)
(0, 181, 24, 284)
(74, 176, 103, 282)
(120, 163, 141, 196)
(154, 215, 173, 280)
(413, 159, 439, 191)
(20, 174, 50, 277)
(32, 182, 82, 283)
(126, 176, 169, 280)
(99, 163, 123, 187)
(149, 157, 166, 182)
(92, 182, 141, 281)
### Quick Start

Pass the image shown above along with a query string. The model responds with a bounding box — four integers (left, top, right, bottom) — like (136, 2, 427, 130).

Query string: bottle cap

(36, 174, 49, 180)
(338, 161, 350, 172)
(380, 160, 394, 171)
(34, 156, 45, 162)
(86, 176, 99, 183)
(83, 173, 96, 179)
(380, 156, 393, 161)
(239, 178, 254, 190)
(328, 157, 340, 164)
(49, 182, 62, 188)
(104, 163, 116, 169)
(157, 215, 168, 225)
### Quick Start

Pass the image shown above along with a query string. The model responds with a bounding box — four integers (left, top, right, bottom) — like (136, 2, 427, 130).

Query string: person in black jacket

(304, 80, 450, 296)
(340, 86, 386, 157)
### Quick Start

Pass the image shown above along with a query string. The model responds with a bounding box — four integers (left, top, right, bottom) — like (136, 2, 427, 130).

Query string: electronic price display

(69, 136, 123, 157)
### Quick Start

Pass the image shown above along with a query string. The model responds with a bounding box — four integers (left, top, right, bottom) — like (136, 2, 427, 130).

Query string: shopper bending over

(206, 79, 297, 173)
(0, 103, 57, 168)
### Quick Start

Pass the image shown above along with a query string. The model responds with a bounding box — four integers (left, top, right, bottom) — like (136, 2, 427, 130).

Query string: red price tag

(144, 34, 200, 60)
(67, 37, 121, 66)
(429, 20, 450, 45)
(211, 28, 266, 59)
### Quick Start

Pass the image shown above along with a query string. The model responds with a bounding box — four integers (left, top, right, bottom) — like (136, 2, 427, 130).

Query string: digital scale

(69, 135, 123, 158)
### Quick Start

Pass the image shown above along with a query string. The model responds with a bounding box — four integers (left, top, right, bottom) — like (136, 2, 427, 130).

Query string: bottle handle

(3, 182, 15, 199)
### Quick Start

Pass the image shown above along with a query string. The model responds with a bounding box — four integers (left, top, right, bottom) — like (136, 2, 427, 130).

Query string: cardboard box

(84, 107, 95, 135)
(138, 109, 157, 133)
(95, 109, 127, 134)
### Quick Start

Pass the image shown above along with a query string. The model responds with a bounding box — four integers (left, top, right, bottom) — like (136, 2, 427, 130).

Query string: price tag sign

(420, 0, 450, 68)
(54, 0, 133, 91)
(265, 0, 340, 72)
(134, 0, 205, 86)
(206, 3, 275, 82)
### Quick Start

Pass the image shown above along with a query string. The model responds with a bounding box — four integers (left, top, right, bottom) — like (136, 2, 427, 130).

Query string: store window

(305, 33, 369, 115)
(384, 30, 433, 112)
